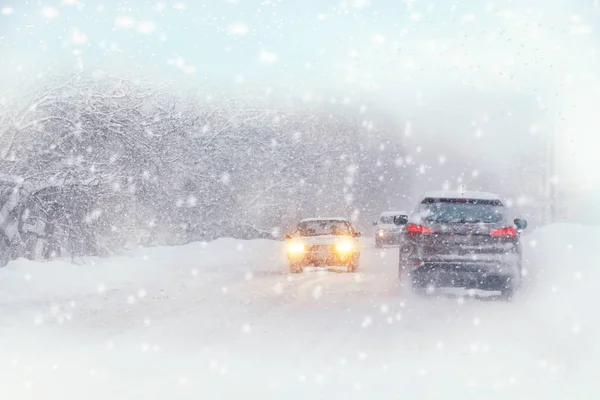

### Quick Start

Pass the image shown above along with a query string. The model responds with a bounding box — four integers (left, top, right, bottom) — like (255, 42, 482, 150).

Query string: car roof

(380, 210, 407, 216)
(421, 190, 501, 201)
(300, 217, 349, 222)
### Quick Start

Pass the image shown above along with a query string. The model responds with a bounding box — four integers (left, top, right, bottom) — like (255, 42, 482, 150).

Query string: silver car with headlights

(374, 211, 408, 247)
(284, 218, 361, 273)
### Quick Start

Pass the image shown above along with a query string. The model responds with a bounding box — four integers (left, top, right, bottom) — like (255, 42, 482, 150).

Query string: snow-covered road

(1, 225, 599, 399)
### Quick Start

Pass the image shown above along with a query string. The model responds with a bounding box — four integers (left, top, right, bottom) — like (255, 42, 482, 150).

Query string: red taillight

(490, 227, 517, 237)
(406, 224, 433, 234)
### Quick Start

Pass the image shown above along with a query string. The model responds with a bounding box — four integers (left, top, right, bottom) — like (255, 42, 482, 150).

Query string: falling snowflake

(273, 282, 283, 295)
(312, 285, 323, 299)
(372, 34, 385, 45)
(71, 28, 87, 45)
(115, 16, 135, 29)
(361, 316, 372, 328)
(259, 49, 278, 64)
(228, 22, 248, 35)
(137, 21, 156, 34)
(1, 7, 14, 15)
(351, 0, 370, 8)
(41, 7, 59, 19)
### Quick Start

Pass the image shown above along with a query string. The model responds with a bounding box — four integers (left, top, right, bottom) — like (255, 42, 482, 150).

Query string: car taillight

(490, 227, 517, 237)
(406, 224, 433, 234)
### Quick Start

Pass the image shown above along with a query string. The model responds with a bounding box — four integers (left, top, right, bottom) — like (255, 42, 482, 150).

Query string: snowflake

(312, 285, 323, 299)
(351, 0, 370, 8)
(1, 7, 14, 15)
(115, 17, 135, 29)
(372, 34, 385, 45)
(41, 7, 60, 19)
(137, 21, 156, 34)
(462, 14, 476, 23)
(220, 172, 231, 184)
(361, 316, 372, 328)
(186, 195, 197, 207)
(228, 22, 248, 35)
(259, 49, 278, 64)
(153, 2, 166, 12)
(71, 28, 87, 45)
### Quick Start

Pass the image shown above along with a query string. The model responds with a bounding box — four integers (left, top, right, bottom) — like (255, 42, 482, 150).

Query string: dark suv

(397, 191, 527, 299)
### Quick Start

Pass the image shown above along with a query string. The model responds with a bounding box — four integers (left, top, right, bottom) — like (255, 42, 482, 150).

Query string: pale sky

(2, 0, 599, 220)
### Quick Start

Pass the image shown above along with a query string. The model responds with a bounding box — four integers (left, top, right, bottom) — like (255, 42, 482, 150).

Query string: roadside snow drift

(0, 225, 598, 399)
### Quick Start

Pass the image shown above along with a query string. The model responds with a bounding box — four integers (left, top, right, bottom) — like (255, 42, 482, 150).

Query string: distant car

(397, 191, 527, 299)
(373, 211, 408, 247)
(284, 217, 361, 273)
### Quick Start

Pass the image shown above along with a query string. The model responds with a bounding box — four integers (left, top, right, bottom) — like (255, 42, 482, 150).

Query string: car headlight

(288, 242, 305, 254)
(336, 240, 355, 253)
(378, 229, 385, 237)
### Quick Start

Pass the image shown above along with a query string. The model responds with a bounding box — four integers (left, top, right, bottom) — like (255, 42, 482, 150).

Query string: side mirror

(372, 221, 378, 226)
(393, 215, 408, 225)
(284, 234, 292, 240)
(514, 218, 527, 231)
(353, 231, 362, 237)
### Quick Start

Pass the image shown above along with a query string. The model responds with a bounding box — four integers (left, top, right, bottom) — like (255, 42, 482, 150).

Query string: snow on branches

(0, 73, 410, 266)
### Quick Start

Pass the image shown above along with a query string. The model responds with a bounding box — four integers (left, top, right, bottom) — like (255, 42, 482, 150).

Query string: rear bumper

(410, 261, 518, 290)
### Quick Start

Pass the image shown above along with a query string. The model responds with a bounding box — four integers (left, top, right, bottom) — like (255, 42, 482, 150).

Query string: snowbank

(0, 238, 285, 304)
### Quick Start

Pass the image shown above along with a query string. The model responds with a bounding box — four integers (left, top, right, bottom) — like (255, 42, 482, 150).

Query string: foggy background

(1, 0, 599, 265)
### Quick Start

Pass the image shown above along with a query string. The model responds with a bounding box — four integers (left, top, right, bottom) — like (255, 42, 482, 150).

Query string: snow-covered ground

(1, 225, 598, 399)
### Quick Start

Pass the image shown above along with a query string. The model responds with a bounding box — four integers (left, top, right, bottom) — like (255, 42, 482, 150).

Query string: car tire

(289, 262, 304, 274)
(375, 239, 382, 248)
(347, 262, 358, 273)
(499, 278, 516, 300)
(409, 273, 432, 296)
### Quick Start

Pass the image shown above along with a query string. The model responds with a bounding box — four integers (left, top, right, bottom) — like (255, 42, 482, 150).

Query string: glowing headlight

(288, 242, 305, 254)
(378, 229, 385, 237)
(336, 240, 354, 253)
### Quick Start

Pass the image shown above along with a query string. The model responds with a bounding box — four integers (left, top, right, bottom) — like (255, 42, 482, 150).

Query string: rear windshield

(295, 220, 352, 236)
(418, 198, 505, 224)
(379, 216, 394, 224)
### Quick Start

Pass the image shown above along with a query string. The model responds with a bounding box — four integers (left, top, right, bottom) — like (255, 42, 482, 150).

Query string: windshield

(419, 200, 505, 224)
(295, 220, 352, 236)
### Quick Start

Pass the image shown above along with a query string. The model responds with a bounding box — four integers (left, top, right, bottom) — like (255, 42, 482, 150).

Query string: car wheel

(347, 262, 358, 273)
(375, 239, 382, 248)
(409, 273, 426, 292)
(289, 262, 304, 274)
(499, 279, 516, 301)
(411, 282, 430, 296)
